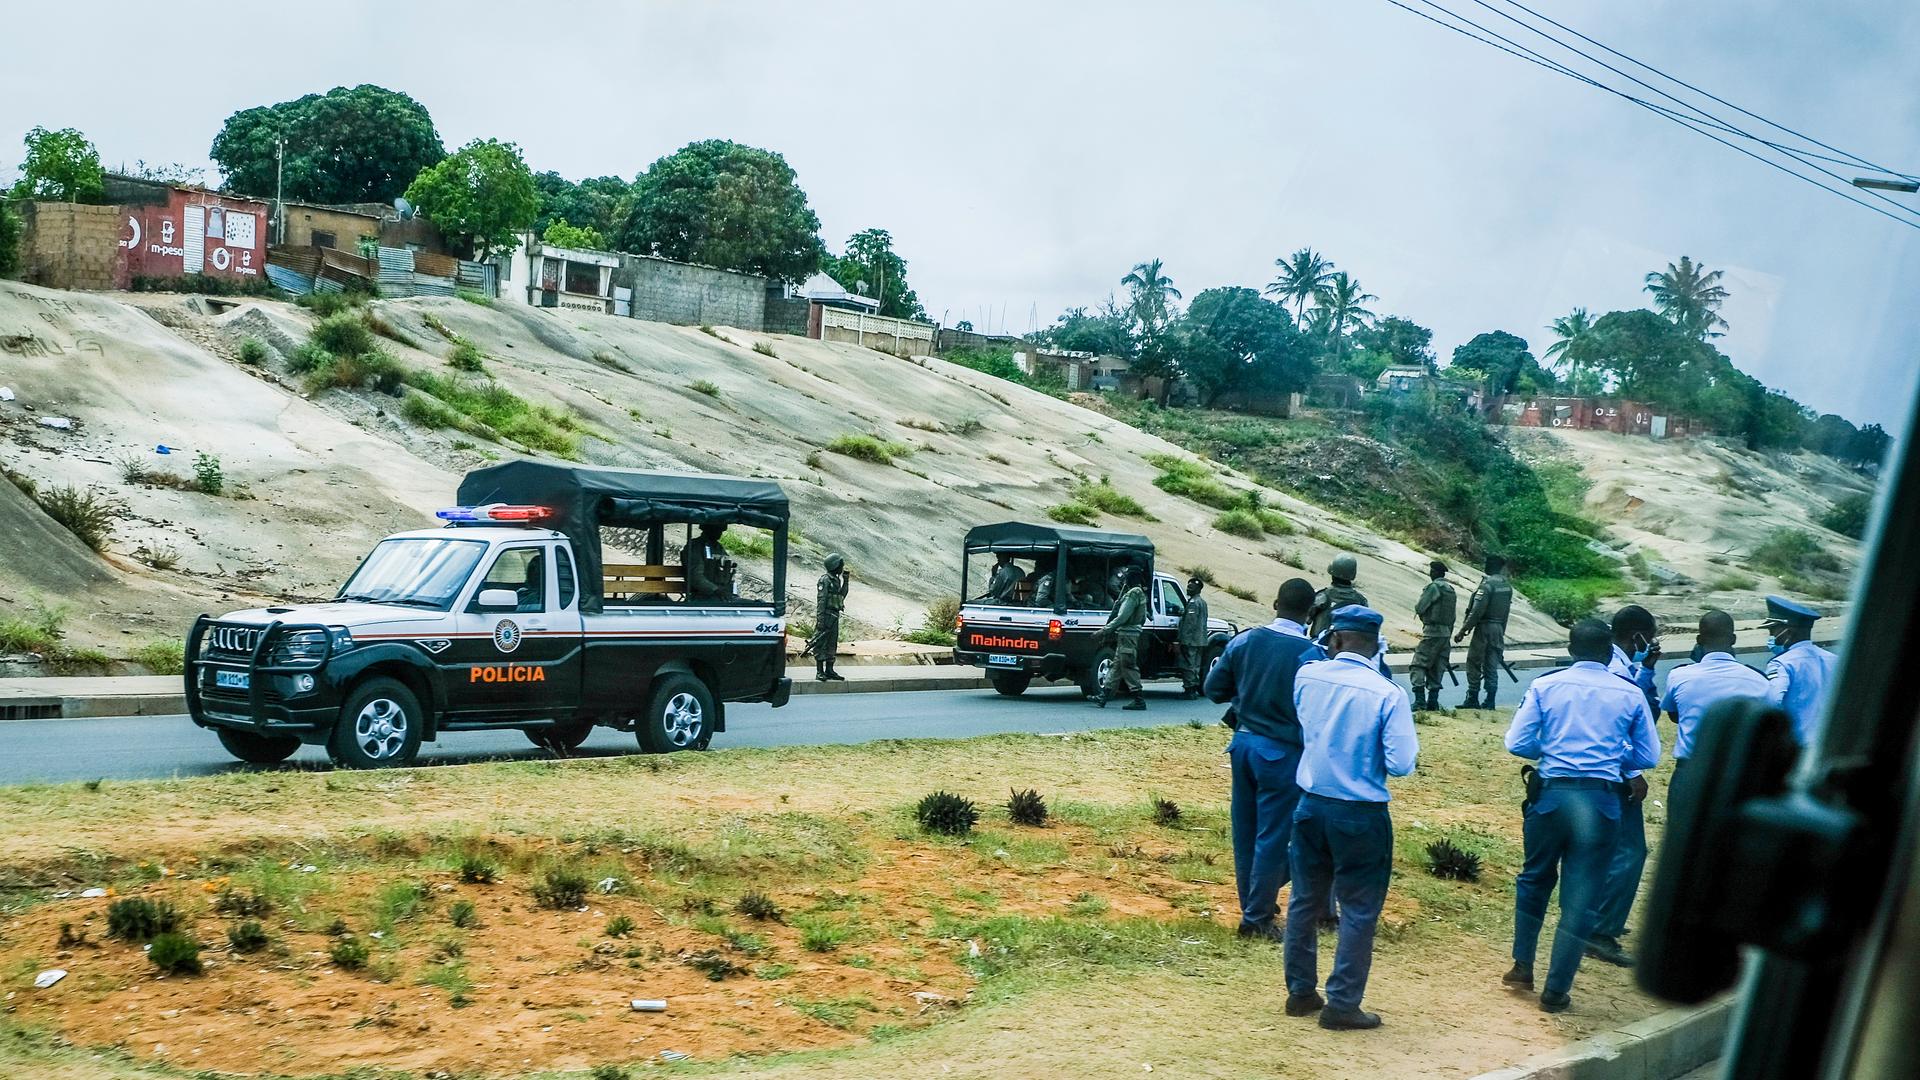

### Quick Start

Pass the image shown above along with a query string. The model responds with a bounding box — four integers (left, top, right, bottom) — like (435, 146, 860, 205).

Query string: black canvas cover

(963, 520, 1154, 557)
(458, 461, 789, 612)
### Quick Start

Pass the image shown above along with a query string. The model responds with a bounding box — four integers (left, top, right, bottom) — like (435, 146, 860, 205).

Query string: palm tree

(1543, 307, 1596, 378)
(1120, 258, 1181, 332)
(1266, 248, 1336, 324)
(1316, 272, 1376, 365)
(1644, 256, 1730, 339)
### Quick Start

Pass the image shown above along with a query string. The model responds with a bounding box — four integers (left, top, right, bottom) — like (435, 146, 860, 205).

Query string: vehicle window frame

(335, 536, 490, 612)
(554, 543, 577, 611)
(1158, 579, 1186, 618)
(465, 544, 550, 615)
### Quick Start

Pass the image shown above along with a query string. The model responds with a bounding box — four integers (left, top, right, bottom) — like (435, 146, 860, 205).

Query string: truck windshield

(337, 538, 489, 610)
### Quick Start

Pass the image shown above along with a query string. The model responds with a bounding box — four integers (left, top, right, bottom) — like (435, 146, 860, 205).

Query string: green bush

(1045, 502, 1097, 525)
(605, 914, 636, 938)
(457, 853, 498, 884)
(719, 528, 776, 560)
(1074, 479, 1151, 519)
(1751, 528, 1843, 576)
(690, 378, 721, 397)
(826, 434, 908, 465)
(1149, 455, 1248, 511)
(147, 932, 203, 975)
(735, 891, 784, 922)
(1516, 574, 1626, 624)
(192, 451, 224, 495)
(1007, 788, 1048, 827)
(227, 920, 270, 953)
(447, 340, 486, 373)
(532, 867, 590, 910)
(402, 372, 581, 458)
(305, 347, 403, 394)
(796, 915, 851, 953)
(1819, 493, 1871, 539)
(106, 897, 181, 941)
(902, 597, 961, 647)
(329, 936, 370, 970)
(1212, 508, 1265, 540)
(132, 639, 184, 675)
(237, 337, 270, 366)
(448, 900, 479, 929)
(0, 204, 22, 276)
(287, 342, 332, 374)
(295, 291, 358, 317)
(32, 484, 117, 551)
(914, 790, 979, 836)
(311, 312, 376, 357)
(0, 603, 65, 655)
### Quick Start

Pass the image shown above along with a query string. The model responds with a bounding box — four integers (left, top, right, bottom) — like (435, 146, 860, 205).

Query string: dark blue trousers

(1283, 793, 1394, 1011)
(1229, 730, 1304, 930)
(1512, 781, 1621, 997)
(1592, 787, 1647, 940)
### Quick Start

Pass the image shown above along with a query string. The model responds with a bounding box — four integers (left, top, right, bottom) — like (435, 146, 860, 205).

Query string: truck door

(448, 542, 580, 718)
(1144, 576, 1186, 676)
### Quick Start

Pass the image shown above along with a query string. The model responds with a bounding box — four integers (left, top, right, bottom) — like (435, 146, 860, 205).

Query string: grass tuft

(147, 932, 202, 975)
(914, 790, 980, 837)
(1007, 788, 1049, 827)
(826, 433, 910, 465)
(532, 867, 590, 910)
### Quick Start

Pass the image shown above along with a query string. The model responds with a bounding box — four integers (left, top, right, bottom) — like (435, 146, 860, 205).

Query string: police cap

(1761, 594, 1820, 628)
(1329, 604, 1384, 634)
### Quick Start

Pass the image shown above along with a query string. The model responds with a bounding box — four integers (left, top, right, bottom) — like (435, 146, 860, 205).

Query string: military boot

(815, 659, 829, 682)
(1484, 689, 1497, 710)
(1461, 692, 1482, 710)
(1122, 695, 1146, 711)
(1091, 691, 1109, 709)
(823, 660, 846, 682)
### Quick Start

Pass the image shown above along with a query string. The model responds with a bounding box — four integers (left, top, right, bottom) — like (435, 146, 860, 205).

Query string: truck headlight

(271, 630, 341, 665)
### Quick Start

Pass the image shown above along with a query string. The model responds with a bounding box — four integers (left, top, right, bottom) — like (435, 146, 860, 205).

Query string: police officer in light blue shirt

(1504, 618, 1660, 1014)
(1282, 605, 1417, 1031)
(1662, 609, 1771, 767)
(1762, 595, 1838, 748)
(1588, 605, 1661, 967)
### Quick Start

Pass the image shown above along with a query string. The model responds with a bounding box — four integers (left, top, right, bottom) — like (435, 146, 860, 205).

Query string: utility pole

(274, 138, 285, 245)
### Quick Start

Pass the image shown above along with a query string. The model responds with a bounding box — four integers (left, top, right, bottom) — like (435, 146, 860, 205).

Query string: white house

(498, 234, 621, 314)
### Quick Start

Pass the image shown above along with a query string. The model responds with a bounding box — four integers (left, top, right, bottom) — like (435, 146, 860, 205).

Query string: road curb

(1469, 998, 1730, 1080)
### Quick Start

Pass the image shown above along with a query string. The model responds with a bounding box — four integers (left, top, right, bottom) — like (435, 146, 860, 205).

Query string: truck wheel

(989, 671, 1032, 697)
(526, 721, 593, 753)
(216, 727, 300, 765)
(329, 677, 424, 769)
(1079, 648, 1116, 699)
(638, 673, 714, 754)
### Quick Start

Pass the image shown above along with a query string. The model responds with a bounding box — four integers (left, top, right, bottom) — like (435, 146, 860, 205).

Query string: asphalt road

(0, 653, 1756, 786)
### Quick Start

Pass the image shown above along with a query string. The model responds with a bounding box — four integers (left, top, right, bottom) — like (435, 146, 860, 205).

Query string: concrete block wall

(618, 254, 767, 328)
(17, 202, 123, 290)
(764, 295, 810, 335)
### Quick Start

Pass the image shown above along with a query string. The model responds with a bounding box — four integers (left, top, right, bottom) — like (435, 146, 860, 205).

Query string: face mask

(1767, 639, 1788, 657)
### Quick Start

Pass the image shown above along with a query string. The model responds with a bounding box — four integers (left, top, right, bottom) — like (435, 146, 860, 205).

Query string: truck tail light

(1047, 619, 1063, 641)
(953, 614, 965, 633)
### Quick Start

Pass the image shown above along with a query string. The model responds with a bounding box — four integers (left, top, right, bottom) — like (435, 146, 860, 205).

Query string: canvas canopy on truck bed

(963, 521, 1154, 557)
(457, 461, 789, 613)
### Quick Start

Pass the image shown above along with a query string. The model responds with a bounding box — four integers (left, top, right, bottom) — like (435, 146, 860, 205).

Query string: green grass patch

(779, 994, 876, 1029)
(1515, 574, 1627, 624)
(1045, 502, 1097, 525)
(1751, 527, 1844, 576)
(402, 371, 582, 458)
(826, 434, 910, 465)
(1212, 508, 1265, 540)
(1073, 479, 1153, 519)
(719, 527, 776, 560)
(130, 638, 184, 675)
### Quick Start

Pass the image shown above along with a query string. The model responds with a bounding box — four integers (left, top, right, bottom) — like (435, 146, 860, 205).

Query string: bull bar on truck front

(186, 614, 339, 735)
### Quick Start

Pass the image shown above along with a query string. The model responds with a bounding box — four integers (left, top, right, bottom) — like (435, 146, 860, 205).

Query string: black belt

(1301, 791, 1390, 810)
(1541, 776, 1615, 790)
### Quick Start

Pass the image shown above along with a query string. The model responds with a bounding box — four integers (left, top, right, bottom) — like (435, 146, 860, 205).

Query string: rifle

(1445, 660, 1461, 687)
(800, 629, 826, 658)
(1501, 659, 1520, 683)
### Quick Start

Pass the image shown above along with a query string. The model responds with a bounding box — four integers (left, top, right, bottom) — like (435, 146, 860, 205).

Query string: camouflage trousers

(1104, 633, 1143, 698)
(1178, 642, 1206, 692)
(1410, 633, 1451, 692)
(1465, 625, 1505, 700)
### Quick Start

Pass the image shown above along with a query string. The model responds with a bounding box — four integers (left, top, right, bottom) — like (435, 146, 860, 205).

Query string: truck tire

(328, 677, 424, 769)
(989, 671, 1032, 697)
(216, 727, 301, 765)
(638, 673, 714, 754)
(525, 721, 593, 753)
(1079, 648, 1116, 699)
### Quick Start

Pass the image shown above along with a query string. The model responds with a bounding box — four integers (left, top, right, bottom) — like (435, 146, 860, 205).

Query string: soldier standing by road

(1176, 576, 1211, 698)
(812, 553, 850, 682)
(1762, 595, 1838, 748)
(1093, 566, 1149, 711)
(1456, 555, 1513, 709)
(1502, 619, 1661, 1014)
(1308, 555, 1368, 639)
(1410, 560, 1456, 711)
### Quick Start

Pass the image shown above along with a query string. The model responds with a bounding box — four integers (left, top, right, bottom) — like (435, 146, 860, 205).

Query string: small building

(278, 202, 383, 253)
(792, 272, 878, 314)
(498, 234, 619, 314)
(1309, 373, 1367, 409)
(1375, 364, 1434, 395)
(1013, 348, 1127, 392)
(101, 173, 271, 289)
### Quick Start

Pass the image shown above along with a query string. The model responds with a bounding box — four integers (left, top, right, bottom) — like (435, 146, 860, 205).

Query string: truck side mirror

(475, 588, 519, 610)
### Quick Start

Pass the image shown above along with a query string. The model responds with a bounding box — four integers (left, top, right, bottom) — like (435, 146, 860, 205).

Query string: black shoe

(1318, 1006, 1381, 1030)
(1502, 964, 1534, 990)
(1122, 697, 1146, 711)
(825, 670, 846, 682)
(1539, 991, 1571, 1014)
(1091, 695, 1108, 709)
(814, 667, 829, 682)
(1237, 922, 1284, 944)
(1284, 991, 1325, 1016)
(1585, 936, 1632, 967)
(1462, 695, 1482, 710)
(1485, 693, 1497, 710)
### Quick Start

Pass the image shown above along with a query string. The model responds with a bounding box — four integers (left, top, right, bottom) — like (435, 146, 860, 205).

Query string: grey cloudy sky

(4, 1, 1917, 429)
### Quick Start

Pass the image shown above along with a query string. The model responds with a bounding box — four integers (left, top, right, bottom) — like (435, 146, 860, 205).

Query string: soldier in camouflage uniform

(1176, 576, 1211, 698)
(1308, 555, 1369, 639)
(1093, 565, 1149, 711)
(813, 553, 850, 682)
(1455, 554, 1513, 709)
(1411, 560, 1456, 711)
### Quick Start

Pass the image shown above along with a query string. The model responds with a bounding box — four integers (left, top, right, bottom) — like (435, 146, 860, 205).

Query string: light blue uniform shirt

(1766, 640, 1838, 747)
(1505, 661, 1661, 780)
(1292, 652, 1419, 803)
(1660, 652, 1770, 761)
(1607, 645, 1659, 778)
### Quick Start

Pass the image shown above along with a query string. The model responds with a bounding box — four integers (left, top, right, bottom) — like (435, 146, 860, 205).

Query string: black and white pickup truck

(951, 521, 1235, 697)
(185, 462, 792, 768)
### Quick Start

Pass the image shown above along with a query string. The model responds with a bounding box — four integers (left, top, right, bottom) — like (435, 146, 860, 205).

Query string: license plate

(214, 670, 250, 691)
(987, 654, 1022, 668)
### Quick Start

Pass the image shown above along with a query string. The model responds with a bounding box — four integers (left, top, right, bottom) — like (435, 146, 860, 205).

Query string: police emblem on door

(492, 619, 522, 654)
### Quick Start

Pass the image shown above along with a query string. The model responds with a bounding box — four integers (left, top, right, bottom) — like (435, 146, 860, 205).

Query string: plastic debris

(79, 888, 107, 898)
(297, 865, 318, 873)
(659, 1050, 689, 1062)
(38, 416, 74, 430)
(597, 876, 622, 894)
(630, 999, 668, 1012)
(33, 970, 67, 989)
(0, 386, 13, 401)
(155, 444, 182, 455)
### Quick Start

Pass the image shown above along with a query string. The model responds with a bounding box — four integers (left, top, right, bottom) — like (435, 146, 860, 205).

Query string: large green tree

(209, 85, 444, 204)
(0, 202, 21, 275)
(1315, 271, 1376, 369)
(617, 140, 824, 283)
(403, 138, 538, 261)
(11, 127, 105, 203)
(1036, 299, 1135, 357)
(824, 228, 925, 320)
(1543, 308, 1597, 379)
(1266, 247, 1336, 324)
(1353, 315, 1435, 370)
(533, 172, 630, 238)
(1451, 330, 1553, 394)
(1174, 287, 1309, 406)
(1644, 255, 1730, 340)
(1121, 258, 1181, 332)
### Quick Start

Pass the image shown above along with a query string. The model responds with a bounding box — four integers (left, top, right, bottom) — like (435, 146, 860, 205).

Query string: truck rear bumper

(955, 650, 1072, 680)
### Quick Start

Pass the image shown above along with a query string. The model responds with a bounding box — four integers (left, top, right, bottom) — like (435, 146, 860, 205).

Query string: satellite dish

(393, 196, 414, 220)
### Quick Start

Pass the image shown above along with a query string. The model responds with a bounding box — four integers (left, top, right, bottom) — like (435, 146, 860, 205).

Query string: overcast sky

(4, 1, 1917, 429)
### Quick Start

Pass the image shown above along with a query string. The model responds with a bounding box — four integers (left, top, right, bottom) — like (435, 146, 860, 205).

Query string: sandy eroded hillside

(1, 281, 1570, 659)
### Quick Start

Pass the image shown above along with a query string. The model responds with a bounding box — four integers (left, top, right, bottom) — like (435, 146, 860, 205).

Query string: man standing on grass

(1587, 605, 1662, 967)
(1282, 605, 1417, 1031)
(1176, 576, 1211, 699)
(1410, 560, 1456, 711)
(1206, 578, 1324, 943)
(1660, 610, 1771, 784)
(1504, 619, 1660, 1014)
(1455, 555, 1512, 710)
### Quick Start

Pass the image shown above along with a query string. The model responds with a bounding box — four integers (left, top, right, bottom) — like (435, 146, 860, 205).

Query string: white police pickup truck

(186, 463, 792, 768)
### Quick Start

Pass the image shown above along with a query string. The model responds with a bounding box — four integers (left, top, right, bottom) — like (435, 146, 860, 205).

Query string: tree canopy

(824, 228, 925, 320)
(533, 172, 630, 239)
(541, 218, 607, 251)
(1353, 315, 1436, 371)
(1450, 330, 1553, 394)
(11, 126, 105, 203)
(403, 138, 538, 261)
(209, 85, 444, 204)
(617, 140, 824, 283)
(1174, 287, 1308, 406)
(1035, 300, 1135, 357)
(1644, 255, 1729, 340)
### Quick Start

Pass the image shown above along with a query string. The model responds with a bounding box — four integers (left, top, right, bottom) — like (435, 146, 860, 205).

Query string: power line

(1449, 0, 1920, 219)
(1486, 0, 1920, 183)
(1380, 0, 1920, 230)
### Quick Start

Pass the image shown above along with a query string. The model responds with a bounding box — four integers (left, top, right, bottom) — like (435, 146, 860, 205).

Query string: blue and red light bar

(435, 504, 555, 524)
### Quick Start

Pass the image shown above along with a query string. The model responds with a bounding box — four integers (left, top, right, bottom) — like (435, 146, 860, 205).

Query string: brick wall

(15, 202, 123, 290)
(617, 254, 768, 328)
(764, 294, 810, 335)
